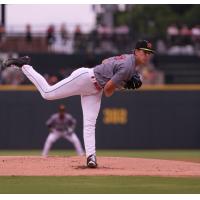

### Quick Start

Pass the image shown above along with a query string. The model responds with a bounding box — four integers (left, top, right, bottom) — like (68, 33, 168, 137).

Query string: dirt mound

(0, 156, 200, 177)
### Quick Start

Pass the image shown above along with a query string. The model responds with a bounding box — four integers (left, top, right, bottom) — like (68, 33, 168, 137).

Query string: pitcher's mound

(0, 156, 200, 177)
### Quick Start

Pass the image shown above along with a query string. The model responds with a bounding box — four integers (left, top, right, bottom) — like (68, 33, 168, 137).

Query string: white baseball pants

(22, 65, 103, 157)
(42, 130, 85, 156)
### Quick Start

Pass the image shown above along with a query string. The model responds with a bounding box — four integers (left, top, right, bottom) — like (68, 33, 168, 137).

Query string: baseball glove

(124, 72, 142, 90)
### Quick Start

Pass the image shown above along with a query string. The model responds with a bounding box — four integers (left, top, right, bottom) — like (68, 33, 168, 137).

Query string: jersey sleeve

(111, 65, 129, 87)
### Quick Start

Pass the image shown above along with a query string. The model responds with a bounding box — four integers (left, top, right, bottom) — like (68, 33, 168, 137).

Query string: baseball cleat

(87, 154, 97, 168)
(2, 56, 31, 69)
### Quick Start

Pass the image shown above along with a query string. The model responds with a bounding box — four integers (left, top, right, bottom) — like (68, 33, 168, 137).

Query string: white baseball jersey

(42, 113, 84, 156)
(46, 113, 76, 133)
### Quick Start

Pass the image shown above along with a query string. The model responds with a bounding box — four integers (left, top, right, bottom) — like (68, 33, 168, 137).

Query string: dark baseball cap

(135, 40, 155, 54)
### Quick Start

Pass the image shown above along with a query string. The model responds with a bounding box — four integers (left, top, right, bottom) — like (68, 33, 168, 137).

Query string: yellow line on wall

(1, 84, 200, 91)
(0, 85, 37, 91)
(137, 84, 200, 91)
(140, 84, 200, 91)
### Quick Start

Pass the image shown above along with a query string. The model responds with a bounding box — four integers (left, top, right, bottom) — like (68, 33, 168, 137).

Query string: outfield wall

(0, 85, 200, 150)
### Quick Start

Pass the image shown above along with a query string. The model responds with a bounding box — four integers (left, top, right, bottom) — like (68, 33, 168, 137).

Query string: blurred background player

(42, 104, 84, 157)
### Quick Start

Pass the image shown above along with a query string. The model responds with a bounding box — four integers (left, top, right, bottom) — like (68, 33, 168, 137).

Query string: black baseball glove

(124, 73, 142, 90)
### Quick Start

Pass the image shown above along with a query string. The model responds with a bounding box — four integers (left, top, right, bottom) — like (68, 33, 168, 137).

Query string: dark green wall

(0, 89, 200, 150)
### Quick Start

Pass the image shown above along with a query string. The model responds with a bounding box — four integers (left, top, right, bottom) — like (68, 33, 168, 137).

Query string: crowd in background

(26, 23, 200, 56)
(3, 22, 200, 86)
(1, 23, 200, 55)
(40, 23, 132, 54)
(156, 23, 200, 55)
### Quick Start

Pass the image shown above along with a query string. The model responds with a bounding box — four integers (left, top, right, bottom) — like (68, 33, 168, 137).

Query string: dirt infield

(0, 156, 200, 177)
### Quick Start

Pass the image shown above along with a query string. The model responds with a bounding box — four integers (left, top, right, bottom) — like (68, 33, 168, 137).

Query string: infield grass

(0, 149, 199, 162)
(0, 176, 200, 194)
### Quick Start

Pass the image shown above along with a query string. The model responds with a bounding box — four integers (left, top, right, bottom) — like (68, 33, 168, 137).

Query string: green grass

(0, 149, 199, 162)
(0, 150, 200, 194)
(97, 150, 200, 163)
(0, 176, 200, 194)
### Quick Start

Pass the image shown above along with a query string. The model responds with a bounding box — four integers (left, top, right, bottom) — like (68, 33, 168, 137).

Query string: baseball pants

(22, 65, 103, 157)
(42, 130, 84, 156)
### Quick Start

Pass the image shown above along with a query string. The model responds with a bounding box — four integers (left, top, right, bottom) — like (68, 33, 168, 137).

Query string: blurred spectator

(96, 24, 117, 53)
(0, 24, 6, 43)
(60, 23, 68, 46)
(191, 25, 200, 43)
(87, 26, 99, 53)
(167, 24, 179, 46)
(73, 25, 85, 53)
(179, 24, 192, 46)
(114, 25, 130, 52)
(42, 68, 73, 83)
(25, 24, 32, 44)
(43, 73, 58, 85)
(168, 44, 194, 55)
(57, 68, 73, 80)
(57, 68, 67, 80)
(46, 24, 56, 51)
(167, 24, 195, 56)
(168, 45, 182, 55)
(156, 39, 167, 54)
(48, 75, 58, 85)
(140, 63, 164, 85)
(97, 24, 113, 41)
(191, 25, 200, 54)
(1, 67, 26, 85)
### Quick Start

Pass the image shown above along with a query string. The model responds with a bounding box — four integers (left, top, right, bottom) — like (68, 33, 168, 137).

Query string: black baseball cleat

(2, 56, 31, 70)
(87, 154, 97, 168)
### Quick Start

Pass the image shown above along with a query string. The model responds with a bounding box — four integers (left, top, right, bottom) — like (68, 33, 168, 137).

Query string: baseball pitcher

(3, 40, 155, 168)
(42, 104, 84, 157)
